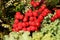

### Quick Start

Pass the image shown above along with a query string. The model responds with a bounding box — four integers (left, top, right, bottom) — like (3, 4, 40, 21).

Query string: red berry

(29, 21, 35, 26)
(16, 12, 21, 15)
(14, 19, 19, 24)
(33, 17, 37, 21)
(13, 26, 17, 30)
(34, 10, 39, 13)
(31, 1, 37, 7)
(23, 17, 28, 22)
(25, 9, 33, 17)
(33, 3, 37, 7)
(56, 9, 60, 18)
(38, 9, 43, 12)
(35, 22, 40, 27)
(25, 22, 29, 26)
(29, 17, 34, 21)
(33, 11, 38, 17)
(56, 9, 60, 14)
(29, 21, 32, 25)
(15, 15, 20, 19)
(30, 26, 36, 31)
(54, 15, 58, 19)
(18, 22, 22, 27)
(29, 12, 33, 17)
(23, 28, 27, 31)
(52, 8, 57, 10)
(19, 15, 24, 19)
(15, 12, 22, 19)
(27, 27, 31, 31)
(38, 15, 44, 22)
(41, 12, 47, 17)
(28, 9, 32, 13)
(25, 12, 29, 17)
(31, 1, 35, 5)
(18, 26, 23, 30)
(39, 15, 43, 18)
(31, 22, 35, 26)
(13, 24, 18, 27)
(41, 4, 46, 9)
(15, 28, 19, 32)
(22, 22, 26, 27)
(12, 28, 15, 32)
(36, 2, 40, 6)
(51, 15, 58, 22)
(39, 4, 46, 11)
(35, 27, 38, 31)
(50, 17, 55, 22)
(43, 9, 50, 13)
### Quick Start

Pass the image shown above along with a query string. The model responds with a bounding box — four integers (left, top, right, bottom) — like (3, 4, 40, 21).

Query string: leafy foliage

(46, 0, 59, 9)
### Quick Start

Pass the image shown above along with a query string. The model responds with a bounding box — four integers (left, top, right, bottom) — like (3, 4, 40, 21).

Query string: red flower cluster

(51, 9, 60, 22)
(31, 0, 40, 7)
(12, 2, 50, 32)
